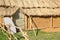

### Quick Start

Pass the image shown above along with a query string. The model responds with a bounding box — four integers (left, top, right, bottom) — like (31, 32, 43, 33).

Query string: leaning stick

(0, 25, 11, 40)
(29, 16, 36, 36)
(6, 25, 18, 40)
(17, 27, 29, 40)
(0, 23, 17, 40)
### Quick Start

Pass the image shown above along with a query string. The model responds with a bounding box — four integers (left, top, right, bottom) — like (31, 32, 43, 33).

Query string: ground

(0, 28, 60, 40)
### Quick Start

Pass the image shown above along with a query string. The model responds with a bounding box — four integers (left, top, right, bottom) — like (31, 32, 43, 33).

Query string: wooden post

(24, 16, 28, 30)
(5, 24, 12, 40)
(51, 16, 53, 28)
(29, 16, 36, 36)
(29, 16, 32, 30)
(1, 16, 5, 29)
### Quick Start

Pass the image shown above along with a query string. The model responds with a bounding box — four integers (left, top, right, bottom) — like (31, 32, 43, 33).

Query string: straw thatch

(0, 0, 19, 16)
(0, 0, 16, 7)
(1, 0, 60, 8)
(0, 7, 19, 16)
(17, 0, 60, 16)
(21, 8, 60, 16)
(0, 0, 60, 16)
(10, 0, 60, 7)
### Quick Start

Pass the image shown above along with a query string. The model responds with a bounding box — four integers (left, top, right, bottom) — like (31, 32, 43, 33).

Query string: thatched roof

(0, 0, 19, 16)
(21, 8, 60, 16)
(0, 0, 60, 16)
(11, 0, 60, 7)
(17, 0, 60, 16)
(0, 0, 16, 7)
(1, 0, 60, 8)
(0, 7, 19, 16)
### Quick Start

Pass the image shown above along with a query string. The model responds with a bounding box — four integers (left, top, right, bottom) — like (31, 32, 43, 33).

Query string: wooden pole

(51, 16, 53, 28)
(29, 16, 36, 36)
(17, 27, 29, 40)
(0, 16, 18, 40)
(24, 16, 28, 30)
(29, 16, 32, 30)
(0, 24, 12, 40)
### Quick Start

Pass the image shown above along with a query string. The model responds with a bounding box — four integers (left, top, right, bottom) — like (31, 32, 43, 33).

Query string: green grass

(0, 28, 60, 40)
(0, 28, 8, 40)
(28, 31, 60, 40)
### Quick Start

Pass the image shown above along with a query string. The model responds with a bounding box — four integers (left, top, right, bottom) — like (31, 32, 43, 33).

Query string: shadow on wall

(12, 9, 20, 26)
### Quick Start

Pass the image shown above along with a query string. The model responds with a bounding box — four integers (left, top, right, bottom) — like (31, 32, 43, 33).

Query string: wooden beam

(24, 16, 28, 30)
